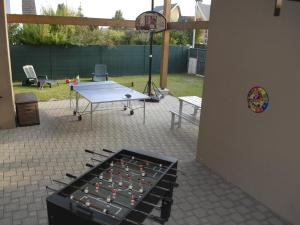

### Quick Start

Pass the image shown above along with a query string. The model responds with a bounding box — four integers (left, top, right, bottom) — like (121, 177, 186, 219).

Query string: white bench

(170, 110, 200, 129)
(170, 96, 202, 129)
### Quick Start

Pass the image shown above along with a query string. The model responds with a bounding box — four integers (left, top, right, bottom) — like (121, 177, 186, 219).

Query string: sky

(9, 0, 211, 19)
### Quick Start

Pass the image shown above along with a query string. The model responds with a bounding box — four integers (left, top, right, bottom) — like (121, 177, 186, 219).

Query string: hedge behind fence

(10, 45, 189, 81)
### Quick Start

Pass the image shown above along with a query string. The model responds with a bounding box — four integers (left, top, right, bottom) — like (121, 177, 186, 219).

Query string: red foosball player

(130, 194, 135, 206)
(112, 188, 117, 199)
(95, 182, 101, 192)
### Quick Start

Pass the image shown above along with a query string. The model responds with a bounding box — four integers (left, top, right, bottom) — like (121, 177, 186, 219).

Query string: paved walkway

(0, 96, 291, 225)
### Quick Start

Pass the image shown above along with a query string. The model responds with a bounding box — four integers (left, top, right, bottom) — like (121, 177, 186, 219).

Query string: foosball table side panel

(47, 195, 118, 225)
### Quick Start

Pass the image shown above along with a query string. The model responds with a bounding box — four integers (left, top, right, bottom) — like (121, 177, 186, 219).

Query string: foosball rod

(87, 148, 168, 171)
(88, 161, 178, 187)
(86, 149, 178, 178)
(72, 196, 146, 225)
(103, 148, 183, 176)
(85, 163, 153, 191)
(66, 173, 162, 210)
(46, 186, 72, 198)
(50, 180, 144, 225)
(59, 176, 166, 224)
(85, 149, 172, 181)
(69, 169, 146, 196)
(103, 148, 180, 172)
(86, 163, 174, 203)
(89, 157, 167, 185)
(86, 159, 171, 192)
(86, 166, 162, 210)
(46, 186, 58, 192)
(86, 157, 179, 190)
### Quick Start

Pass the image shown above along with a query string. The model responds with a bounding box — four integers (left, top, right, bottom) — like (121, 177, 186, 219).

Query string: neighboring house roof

(153, 3, 181, 15)
(196, 2, 210, 20)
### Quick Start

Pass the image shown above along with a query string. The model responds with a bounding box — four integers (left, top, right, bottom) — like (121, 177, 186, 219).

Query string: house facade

(22, 0, 36, 15)
(153, 3, 181, 22)
(196, 1, 211, 45)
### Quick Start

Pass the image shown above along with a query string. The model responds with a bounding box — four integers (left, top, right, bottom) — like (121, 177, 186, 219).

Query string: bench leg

(178, 100, 183, 128)
(193, 106, 198, 116)
(171, 113, 175, 129)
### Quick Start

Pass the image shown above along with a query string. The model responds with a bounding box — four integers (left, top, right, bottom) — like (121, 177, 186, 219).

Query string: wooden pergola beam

(7, 14, 209, 30)
(7, 14, 136, 28)
(168, 21, 209, 30)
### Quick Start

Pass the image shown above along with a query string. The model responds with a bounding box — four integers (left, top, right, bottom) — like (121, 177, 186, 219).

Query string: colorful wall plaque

(247, 86, 269, 113)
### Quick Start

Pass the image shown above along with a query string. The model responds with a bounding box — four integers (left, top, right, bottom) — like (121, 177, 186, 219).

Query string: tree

(45, 4, 76, 44)
(17, 4, 77, 45)
(112, 10, 124, 20)
(170, 30, 193, 45)
(8, 4, 195, 47)
(19, 24, 51, 44)
(8, 24, 21, 45)
(195, 17, 205, 45)
(111, 10, 125, 30)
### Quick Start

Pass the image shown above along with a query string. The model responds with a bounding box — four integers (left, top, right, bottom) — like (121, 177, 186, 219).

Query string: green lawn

(13, 74, 204, 101)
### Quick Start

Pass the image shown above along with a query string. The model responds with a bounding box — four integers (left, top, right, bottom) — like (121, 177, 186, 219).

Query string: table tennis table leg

(178, 100, 183, 128)
(193, 106, 198, 116)
(69, 89, 71, 109)
(143, 99, 146, 124)
(75, 92, 79, 115)
(90, 103, 93, 129)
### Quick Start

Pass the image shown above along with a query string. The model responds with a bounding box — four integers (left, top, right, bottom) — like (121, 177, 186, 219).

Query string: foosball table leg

(160, 198, 173, 222)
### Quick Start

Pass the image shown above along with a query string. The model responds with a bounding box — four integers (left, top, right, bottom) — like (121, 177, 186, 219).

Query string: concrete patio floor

(0, 95, 290, 225)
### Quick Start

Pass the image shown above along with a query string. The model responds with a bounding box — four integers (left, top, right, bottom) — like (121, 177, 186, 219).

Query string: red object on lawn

(66, 79, 71, 84)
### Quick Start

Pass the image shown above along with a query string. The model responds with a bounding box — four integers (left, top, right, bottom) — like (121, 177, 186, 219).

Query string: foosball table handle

(66, 173, 77, 179)
(103, 148, 115, 153)
(85, 149, 95, 154)
(86, 163, 94, 168)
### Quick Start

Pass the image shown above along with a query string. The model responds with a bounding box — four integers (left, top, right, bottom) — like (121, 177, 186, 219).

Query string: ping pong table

(70, 81, 149, 128)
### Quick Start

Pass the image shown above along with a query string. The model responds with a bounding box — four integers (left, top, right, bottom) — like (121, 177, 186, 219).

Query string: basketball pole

(143, 0, 163, 102)
(147, 0, 154, 96)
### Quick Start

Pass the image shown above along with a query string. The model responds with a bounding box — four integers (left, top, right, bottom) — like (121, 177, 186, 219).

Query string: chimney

(22, 0, 36, 15)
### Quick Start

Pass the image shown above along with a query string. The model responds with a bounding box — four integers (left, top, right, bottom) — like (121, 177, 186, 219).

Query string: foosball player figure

(112, 188, 117, 199)
(130, 194, 135, 206)
(95, 182, 100, 192)
(106, 195, 111, 208)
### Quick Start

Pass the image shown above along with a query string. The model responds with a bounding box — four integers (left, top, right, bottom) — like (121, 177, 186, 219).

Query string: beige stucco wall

(197, 0, 300, 224)
(0, 0, 16, 129)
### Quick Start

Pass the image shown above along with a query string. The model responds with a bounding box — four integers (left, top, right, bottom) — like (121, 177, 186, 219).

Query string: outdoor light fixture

(274, 0, 300, 16)
(274, 0, 283, 16)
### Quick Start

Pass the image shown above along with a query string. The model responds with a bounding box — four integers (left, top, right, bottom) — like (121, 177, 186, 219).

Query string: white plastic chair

(22, 65, 58, 88)
(92, 64, 108, 82)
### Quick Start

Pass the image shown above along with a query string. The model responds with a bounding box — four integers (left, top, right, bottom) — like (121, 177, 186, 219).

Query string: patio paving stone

(0, 95, 291, 225)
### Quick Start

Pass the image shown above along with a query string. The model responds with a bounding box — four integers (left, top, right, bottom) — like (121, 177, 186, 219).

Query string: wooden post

(0, 0, 16, 129)
(160, 0, 171, 90)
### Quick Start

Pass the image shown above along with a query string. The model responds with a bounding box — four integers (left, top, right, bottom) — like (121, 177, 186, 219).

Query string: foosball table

(46, 149, 178, 225)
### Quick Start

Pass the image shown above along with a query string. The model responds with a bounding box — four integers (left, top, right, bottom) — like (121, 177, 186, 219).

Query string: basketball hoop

(136, 1, 166, 102)
(135, 11, 167, 33)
